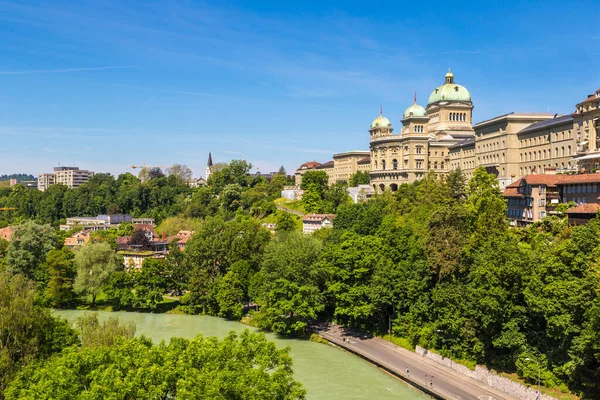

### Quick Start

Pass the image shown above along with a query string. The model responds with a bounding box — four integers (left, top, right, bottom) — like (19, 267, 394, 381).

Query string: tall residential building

(37, 173, 55, 192)
(37, 166, 94, 191)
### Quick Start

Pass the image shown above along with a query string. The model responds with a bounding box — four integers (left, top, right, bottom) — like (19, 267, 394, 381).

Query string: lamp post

(387, 304, 395, 343)
(525, 357, 540, 397)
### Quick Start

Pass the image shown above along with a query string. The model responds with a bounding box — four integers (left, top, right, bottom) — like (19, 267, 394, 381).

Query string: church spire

(207, 152, 213, 167)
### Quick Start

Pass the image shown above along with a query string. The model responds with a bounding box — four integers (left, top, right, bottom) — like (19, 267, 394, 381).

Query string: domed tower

(426, 69, 474, 139)
(369, 107, 393, 141)
(401, 101, 429, 137)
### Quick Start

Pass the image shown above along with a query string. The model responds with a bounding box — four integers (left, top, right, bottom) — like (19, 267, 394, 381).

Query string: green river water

(54, 310, 429, 400)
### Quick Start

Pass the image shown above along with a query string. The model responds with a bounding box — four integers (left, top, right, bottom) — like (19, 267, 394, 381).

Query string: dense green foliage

(0, 273, 78, 396)
(300, 170, 351, 213)
(348, 170, 370, 186)
(6, 331, 305, 400)
(0, 161, 292, 227)
(75, 312, 136, 347)
(1, 163, 598, 397)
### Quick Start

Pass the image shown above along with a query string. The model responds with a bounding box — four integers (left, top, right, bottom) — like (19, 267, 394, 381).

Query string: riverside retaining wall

(415, 346, 557, 400)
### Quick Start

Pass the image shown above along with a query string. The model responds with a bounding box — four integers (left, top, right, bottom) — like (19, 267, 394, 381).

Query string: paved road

(275, 205, 305, 217)
(318, 325, 516, 400)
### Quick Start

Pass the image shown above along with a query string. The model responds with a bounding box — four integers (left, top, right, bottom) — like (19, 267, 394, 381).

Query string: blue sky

(0, 0, 598, 178)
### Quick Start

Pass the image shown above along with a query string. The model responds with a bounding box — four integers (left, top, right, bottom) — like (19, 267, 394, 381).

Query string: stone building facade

(295, 71, 600, 191)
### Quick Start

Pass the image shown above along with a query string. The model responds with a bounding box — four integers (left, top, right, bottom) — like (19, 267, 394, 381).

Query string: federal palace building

(295, 70, 600, 192)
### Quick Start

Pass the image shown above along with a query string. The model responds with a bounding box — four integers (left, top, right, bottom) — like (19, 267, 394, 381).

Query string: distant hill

(0, 174, 36, 182)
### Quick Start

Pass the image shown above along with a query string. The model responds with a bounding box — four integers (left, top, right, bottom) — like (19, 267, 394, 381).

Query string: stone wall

(415, 346, 557, 400)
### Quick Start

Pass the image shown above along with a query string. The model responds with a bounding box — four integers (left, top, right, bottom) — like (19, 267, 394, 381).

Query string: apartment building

(504, 172, 600, 226)
(38, 166, 94, 191)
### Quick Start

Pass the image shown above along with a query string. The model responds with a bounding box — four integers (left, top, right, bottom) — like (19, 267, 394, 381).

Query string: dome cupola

(371, 105, 392, 128)
(403, 103, 427, 119)
(428, 69, 471, 105)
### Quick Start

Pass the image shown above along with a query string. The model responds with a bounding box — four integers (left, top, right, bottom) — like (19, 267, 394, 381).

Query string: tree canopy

(6, 331, 306, 400)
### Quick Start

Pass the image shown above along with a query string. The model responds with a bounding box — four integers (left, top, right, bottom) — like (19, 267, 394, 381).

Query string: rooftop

(518, 114, 573, 134)
(565, 203, 600, 214)
(302, 213, 336, 222)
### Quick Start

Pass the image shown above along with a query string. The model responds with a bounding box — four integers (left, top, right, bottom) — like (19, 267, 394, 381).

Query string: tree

(322, 232, 384, 327)
(278, 165, 287, 175)
(147, 167, 165, 180)
(0, 237, 8, 258)
(300, 170, 328, 192)
(183, 217, 271, 314)
(73, 242, 121, 307)
(0, 273, 78, 395)
(7, 331, 306, 400)
(446, 168, 467, 202)
(43, 248, 77, 307)
(252, 232, 324, 335)
(216, 271, 245, 320)
(166, 163, 193, 181)
(5, 221, 55, 283)
(348, 171, 370, 187)
(75, 312, 136, 348)
(465, 167, 507, 246)
(131, 258, 170, 309)
(129, 228, 153, 250)
(276, 212, 296, 232)
(301, 183, 324, 213)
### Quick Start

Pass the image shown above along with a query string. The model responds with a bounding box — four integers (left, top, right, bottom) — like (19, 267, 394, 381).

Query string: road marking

(477, 396, 495, 400)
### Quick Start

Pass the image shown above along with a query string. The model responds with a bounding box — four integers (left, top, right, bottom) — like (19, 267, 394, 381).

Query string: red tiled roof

(520, 174, 561, 186)
(298, 161, 321, 170)
(302, 213, 336, 222)
(357, 156, 371, 164)
(502, 187, 523, 197)
(0, 226, 13, 241)
(565, 203, 600, 214)
(515, 173, 600, 188)
(506, 179, 523, 188)
(558, 174, 600, 184)
(579, 89, 600, 105)
(166, 230, 194, 245)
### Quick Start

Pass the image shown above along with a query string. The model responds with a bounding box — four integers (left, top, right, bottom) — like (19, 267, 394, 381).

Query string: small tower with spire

(206, 152, 214, 180)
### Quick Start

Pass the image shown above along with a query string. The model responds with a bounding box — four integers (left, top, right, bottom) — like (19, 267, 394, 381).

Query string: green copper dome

(371, 114, 391, 129)
(427, 70, 471, 105)
(403, 103, 427, 119)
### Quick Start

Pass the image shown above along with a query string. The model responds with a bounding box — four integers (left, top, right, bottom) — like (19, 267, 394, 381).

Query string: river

(54, 310, 429, 400)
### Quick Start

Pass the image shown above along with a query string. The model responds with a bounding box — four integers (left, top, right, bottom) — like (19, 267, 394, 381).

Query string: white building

(302, 214, 335, 234)
(38, 166, 94, 191)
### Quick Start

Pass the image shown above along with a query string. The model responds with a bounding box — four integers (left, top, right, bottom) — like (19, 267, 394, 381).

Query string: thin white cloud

(0, 66, 135, 75)
(102, 83, 235, 98)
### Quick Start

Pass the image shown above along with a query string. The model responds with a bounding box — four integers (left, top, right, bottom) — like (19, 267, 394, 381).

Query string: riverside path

(318, 324, 517, 400)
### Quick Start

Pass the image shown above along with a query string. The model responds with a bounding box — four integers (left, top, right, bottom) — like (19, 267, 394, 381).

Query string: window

(416, 147, 422, 154)
(392, 159, 398, 170)
(416, 161, 422, 169)
(382, 160, 386, 170)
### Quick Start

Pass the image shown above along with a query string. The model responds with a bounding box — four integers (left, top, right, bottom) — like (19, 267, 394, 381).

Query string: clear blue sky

(0, 0, 598, 178)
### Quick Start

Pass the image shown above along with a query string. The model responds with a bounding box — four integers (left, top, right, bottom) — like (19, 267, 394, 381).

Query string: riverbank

(317, 324, 516, 400)
(54, 309, 430, 400)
